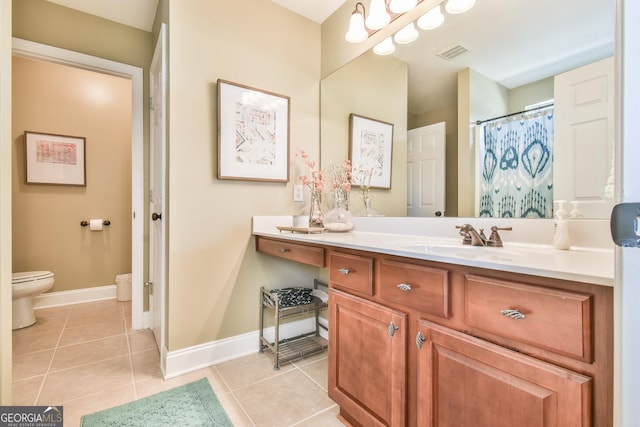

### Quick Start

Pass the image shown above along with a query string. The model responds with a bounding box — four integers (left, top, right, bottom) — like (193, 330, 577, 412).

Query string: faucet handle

(489, 226, 512, 247)
(455, 224, 472, 244)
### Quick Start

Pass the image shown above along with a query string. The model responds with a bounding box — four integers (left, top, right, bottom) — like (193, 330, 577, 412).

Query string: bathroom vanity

(253, 217, 614, 427)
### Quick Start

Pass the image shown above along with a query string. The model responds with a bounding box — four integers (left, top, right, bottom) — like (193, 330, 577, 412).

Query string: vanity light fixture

(366, 0, 391, 30)
(345, 0, 421, 43)
(417, 4, 444, 30)
(445, 0, 476, 14)
(345, 2, 368, 43)
(373, 36, 396, 55)
(394, 22, 419, 44)
(347, 0, 475, 50)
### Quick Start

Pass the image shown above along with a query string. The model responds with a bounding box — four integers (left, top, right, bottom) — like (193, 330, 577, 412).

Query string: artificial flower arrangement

(296, 151, 354, 230)
(296, 150, 326, 227)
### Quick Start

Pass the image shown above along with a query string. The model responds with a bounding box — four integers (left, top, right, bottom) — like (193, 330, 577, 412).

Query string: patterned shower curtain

(478, 106, 554, 218)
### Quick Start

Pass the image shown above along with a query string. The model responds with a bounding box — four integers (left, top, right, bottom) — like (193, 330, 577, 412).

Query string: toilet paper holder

(80, 220, 111, 227)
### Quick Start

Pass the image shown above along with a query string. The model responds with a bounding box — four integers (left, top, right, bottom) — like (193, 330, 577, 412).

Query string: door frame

(12, 38, 145, 329)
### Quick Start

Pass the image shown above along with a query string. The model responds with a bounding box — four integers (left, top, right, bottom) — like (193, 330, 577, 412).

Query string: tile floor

(12, 299, 343, 426)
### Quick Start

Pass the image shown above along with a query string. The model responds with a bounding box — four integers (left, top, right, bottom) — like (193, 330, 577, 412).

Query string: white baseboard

(32, 285, 118, 309)
(163, 316, 329, 379)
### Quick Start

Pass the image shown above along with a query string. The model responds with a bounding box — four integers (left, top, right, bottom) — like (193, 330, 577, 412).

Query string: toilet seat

(12, 271, 54, 284)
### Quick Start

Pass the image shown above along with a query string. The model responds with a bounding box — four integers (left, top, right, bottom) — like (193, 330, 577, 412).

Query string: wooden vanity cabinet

(329, 289, 407, 427)
(255, 236, 324, 267)
(255, 238, 612, 426)
(416, 320, 592, 427)
(325, 248, 612, 427)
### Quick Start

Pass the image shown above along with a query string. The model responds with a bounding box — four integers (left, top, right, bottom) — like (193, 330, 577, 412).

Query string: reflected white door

(407, 122, 446, 217)
(554, 57, 614, 218)
(149, 25, 167, 351)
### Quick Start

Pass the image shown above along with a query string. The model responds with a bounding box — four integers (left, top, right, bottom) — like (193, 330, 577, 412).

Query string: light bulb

(373, 37, 396, 55)
(445, 0, 476, 14)
(389, 0, 418, 14)
(345, 7, 368, 43)
(417, 5, 445, 30)
(394, 22, 419, 44)
(366, 0, 391, 30)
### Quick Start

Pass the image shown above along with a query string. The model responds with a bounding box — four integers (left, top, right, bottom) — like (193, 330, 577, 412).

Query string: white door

(554, 57, 614, 218)
(407, 122, 446, 217)
(149, 25, 167, 351)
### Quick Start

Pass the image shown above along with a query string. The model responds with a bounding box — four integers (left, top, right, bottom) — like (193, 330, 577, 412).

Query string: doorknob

(151, 212, 162, 221)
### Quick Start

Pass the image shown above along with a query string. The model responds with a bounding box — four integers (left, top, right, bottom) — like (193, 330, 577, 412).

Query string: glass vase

(361, 189, 381, 217)
(324, 191, 353, 232)
(308, 190, 324, 228)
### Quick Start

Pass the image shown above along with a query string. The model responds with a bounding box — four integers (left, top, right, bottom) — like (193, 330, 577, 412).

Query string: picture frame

(217, 79, 290, 182)
(25, 131, 86, 186)
(349, 113, 394, 189)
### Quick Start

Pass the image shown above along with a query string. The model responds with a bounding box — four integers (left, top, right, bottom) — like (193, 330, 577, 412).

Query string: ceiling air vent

(437, 44, 469, 60)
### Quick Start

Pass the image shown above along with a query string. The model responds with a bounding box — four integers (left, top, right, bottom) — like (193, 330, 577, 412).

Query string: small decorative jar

(324, 190, 353, 232)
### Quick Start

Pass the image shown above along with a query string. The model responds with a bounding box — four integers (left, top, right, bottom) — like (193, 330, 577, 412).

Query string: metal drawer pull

(397, 283, 412, 291)
(500, 308, 526, 320)
(338, 268, 351, 275)
(416, 332, 427, 349)
(388, 322, 399, 337)
(277, 248, 290, 253)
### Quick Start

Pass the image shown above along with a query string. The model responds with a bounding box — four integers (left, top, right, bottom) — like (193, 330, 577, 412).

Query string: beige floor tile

(234, 369, 336, 427)
(12, 326, 63, 356)
(134, 367, 223, 399)
(295, 405, 343, 427)
(292, 350, 328, 367)
(65, 308, 124, 329)
(131, 348, 162, 382)
(12, 376, 44, 406)
(33, 305, 72, 321)
(58, 319, 126, 346)
(12, 349, 54, 381)
(216, 391, 253, 427)
(61, 384, 136, 427)
(50, 335, 129, 372)
(298, 358, 329, 392)
(38, 355, 133, 405)
(128, 329, 157, 353)
(215, 351, 295, 391)
(12, 299, 338, 426)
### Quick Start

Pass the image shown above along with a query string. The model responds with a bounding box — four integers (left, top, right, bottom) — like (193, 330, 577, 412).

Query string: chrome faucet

(456, 224, 512, 247)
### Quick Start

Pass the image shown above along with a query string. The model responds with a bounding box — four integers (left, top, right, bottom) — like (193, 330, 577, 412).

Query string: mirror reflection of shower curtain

(477, 106, 554, 218)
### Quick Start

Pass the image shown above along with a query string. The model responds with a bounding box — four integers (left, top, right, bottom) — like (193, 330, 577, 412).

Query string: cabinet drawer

(328, 251, 374, 296)
(464, 274, 593, 362)
(379, 259, 449, 318)
(256, 237, 324, 267)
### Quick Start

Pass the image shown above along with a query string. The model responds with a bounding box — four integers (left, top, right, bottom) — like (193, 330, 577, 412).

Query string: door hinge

(150, 96, 156, 111)
(144, 281, 154, 295)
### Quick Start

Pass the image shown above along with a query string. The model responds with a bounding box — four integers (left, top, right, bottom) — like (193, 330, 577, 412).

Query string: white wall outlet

(293, 184, 304, 202)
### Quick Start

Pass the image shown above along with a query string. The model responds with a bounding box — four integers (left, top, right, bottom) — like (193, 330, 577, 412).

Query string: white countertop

(253, 216, 614, 287)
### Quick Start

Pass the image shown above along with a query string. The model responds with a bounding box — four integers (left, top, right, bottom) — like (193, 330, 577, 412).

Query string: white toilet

(12, 271, 55, 330)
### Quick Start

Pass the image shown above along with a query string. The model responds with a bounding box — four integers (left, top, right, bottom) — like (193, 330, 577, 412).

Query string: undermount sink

(399, 242, 551, 262)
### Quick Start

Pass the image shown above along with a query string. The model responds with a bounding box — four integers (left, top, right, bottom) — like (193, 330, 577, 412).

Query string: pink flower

(297, 150, 326, 192)
(331, 159, 352, 194)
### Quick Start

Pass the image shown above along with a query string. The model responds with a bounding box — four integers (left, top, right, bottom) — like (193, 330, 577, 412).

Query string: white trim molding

(33, 285, 117, 309)
(163, 317, 328, 379)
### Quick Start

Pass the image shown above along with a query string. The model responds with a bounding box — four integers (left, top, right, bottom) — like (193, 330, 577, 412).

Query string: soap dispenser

(553, 200, 570, 250)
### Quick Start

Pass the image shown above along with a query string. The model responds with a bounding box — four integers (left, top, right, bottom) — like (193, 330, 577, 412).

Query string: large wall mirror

(320, 0, 614, 219)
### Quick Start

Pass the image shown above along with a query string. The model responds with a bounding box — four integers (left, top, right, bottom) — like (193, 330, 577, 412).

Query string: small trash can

(115, 273, 132, 301)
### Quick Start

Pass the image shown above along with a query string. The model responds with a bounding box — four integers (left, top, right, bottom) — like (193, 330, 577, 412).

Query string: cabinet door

(416, 320, 592, 427)
(329, 289, 407, 427)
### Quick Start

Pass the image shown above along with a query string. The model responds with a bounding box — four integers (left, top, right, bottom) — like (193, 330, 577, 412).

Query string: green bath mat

(80, 378, 233, 426)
